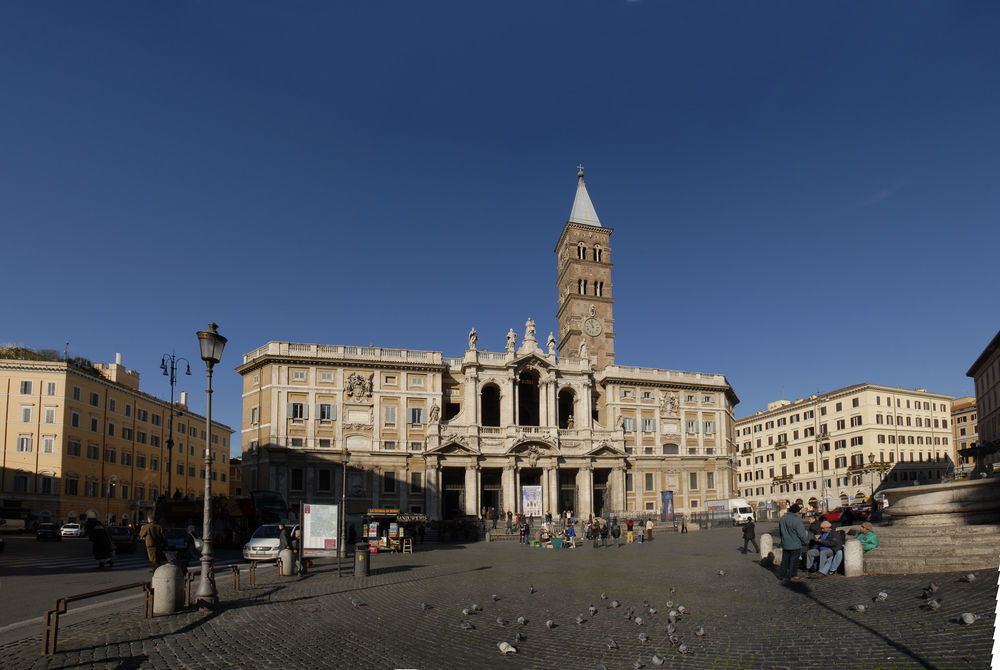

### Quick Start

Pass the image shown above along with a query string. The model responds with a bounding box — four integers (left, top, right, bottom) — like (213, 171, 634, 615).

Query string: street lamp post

(339, 451, 350, 577)
(194, 323, 227, 611)
(160, 352, 191, 498)
(105, 475, 118, 524)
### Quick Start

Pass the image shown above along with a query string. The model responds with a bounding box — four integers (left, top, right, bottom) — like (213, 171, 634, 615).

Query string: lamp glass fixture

(197, 322, 228, 365)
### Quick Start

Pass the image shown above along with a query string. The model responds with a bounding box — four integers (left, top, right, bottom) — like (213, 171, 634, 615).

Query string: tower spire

(568, 166, 602, 227)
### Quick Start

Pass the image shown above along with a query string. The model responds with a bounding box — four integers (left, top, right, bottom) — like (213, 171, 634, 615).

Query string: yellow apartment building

(0, 352, 233, 526)
(237, 171, 739, 524)
(967, 328, 1000, 473)
(735, 384, 955, 514)
(950, 396, 978, 477)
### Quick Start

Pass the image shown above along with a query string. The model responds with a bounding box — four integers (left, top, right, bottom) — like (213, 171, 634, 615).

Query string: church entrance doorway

(592, 468, 610, 517)
(558, 468, 577, 515)
(480, 468, 502, 522)
(441, 467, 466, 520)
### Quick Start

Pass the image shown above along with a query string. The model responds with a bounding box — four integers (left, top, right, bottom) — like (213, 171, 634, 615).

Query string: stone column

(611, 465, 626, 514)
(427, 461, 441, 521)
(502, 465, 515, 516)
(399, 466, 409, 512)
(464, 370, 479, 425)
(576, 465, 593, 519)
(514, 465, 521, 514)
(371, 467, 380, 508)
(464, 464, 478, 517)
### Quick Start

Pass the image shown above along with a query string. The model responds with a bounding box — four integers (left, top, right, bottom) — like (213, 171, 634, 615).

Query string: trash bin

(356, 543, 371, 577)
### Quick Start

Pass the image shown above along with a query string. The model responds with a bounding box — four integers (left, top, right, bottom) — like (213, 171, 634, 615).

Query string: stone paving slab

(3, 527, 996, 669)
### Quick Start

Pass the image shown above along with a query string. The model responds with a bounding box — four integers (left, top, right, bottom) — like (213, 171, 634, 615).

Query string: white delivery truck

(705, 498, 755, 526)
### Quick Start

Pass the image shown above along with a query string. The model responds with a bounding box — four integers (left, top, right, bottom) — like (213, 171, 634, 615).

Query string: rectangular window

(622, 417, 637, 432)
(689, 472, 698, 489)
(151, 458, 159, 471)
(65, 479, 79, 496)
(104, 449, 116, 463)
(122, 427, 133, 440)
(318, 469, 331, 492)
(72, 386, 81, 401)
(641, 418, 655, 433)
(44, 406, 56, 423)
(85, 481, 99, 497)
(383, 440, 397, 450)
(250, 406, 259, 424)
(702, 420, 716, 434)
(42, 436, 54, 453)
(20, 380, 32, 395)
(706, 472, 715, 489)
(109, 398, 117, 413)
(288, 402, 307, 420)
(21, 405, 32, 423)
(685, 420, 698, 434)
(625, 472, 634, 492)
(291, 468, 304, 490)
(383, 471, 397, 494)
(409, 375, 425, 388)
(644, 472, 654, 491)
(107, 422, 115, 437)
(410, 441, 423, 451)
(151, 414, 161, 426)
(46, 381, 57, 396)
(138, 408, 147, 422)
(850, 415, 862, 427)
(137, 454, 146, 468)
(137, 431, 146, 444)
(291, 369, 306, 381)
(319, 371, 334, 382)
(318, 404, 335, 420)
(90, 392, 100, 407)
(71, 411, 80, 427)
(383, 406, 397, 427)
(409, 407, 424, 425)
(150, 434, 160, 447)
(410, 471, 423, 493)
(87, 443, 100, 460)
(17, 435, 33, 452)
(68, 439, 81, 456)
(121, 451, 131, 466)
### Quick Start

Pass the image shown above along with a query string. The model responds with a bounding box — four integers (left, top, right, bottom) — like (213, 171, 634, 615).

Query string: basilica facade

(236, 171, 739, 523)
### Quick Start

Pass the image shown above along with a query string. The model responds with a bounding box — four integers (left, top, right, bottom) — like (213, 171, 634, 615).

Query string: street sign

(302, 503, 340, 557)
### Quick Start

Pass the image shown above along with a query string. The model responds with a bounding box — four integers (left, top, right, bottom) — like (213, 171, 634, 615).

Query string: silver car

(242, 524, 298, 562)
(60, 522, 82, 537)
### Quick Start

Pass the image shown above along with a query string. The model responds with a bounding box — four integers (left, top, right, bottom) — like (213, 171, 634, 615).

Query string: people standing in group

(645, 518, 654, 541)
(544, 510, 553, 524)
(89, 521, 114, 569)
(518, 518, 529, 544)
(741, 517, 759, 555)
(138, 514, 167, 571)
(612, 520, 622, 547)
(777, 503, 809, 583)
(600, 521, 610, 547)
(625, 518, 634, 543)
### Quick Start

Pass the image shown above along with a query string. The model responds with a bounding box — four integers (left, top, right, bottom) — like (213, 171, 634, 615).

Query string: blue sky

(3, 2, 998, 455)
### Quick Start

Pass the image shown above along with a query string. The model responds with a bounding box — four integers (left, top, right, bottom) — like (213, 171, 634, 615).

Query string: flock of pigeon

(408, 580, 713, 666)
(846, 572, 984, 627)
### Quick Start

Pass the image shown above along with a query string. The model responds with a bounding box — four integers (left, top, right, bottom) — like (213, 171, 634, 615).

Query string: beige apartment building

(735, 384, 955, 513)
(0, 352, 234, 525)
(967, 328, 1000, 473)
(951, 396, 978, 477)
(237, 171, 739, 524)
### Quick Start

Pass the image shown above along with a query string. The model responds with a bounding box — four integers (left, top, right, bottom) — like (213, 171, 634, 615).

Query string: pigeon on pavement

(575, 614, 586, 625)
(651, 653, 665, 666)
(648, 607, 657, 615)
(874, 592, 888, 603)
(960, 612, 981, 626)
(546, 619, 556, 629)
(492, 594, 500, 602)
(589, 605, 598, 616)
(638, 632, 649, 644)
(718, 570, 726, 577)
(849, 604, 867, 613)
(962, 573, 977, 583)
(516, 616, 527, 626)
(634, 617, 644, 626)
(926, 598, 942, 612)
(632, 660, 644, 669)
(666, 623, 676, 634)
(605, 636, 619, 650)
(497, 641, 517, 655)
(610, 600, 621, 609)
(472, 603, 483, 612)
(496, 616, 508, 627)
(350, 597, 363, 608)
(678, 643, 689, 654)
(420, 602, 430, 611)
(462, 608, 472, 616)
(514, 631, 526, 642)
(460, 621, 474, 631)
(694, 625, 705, 638)
(529, 585, 536, 594)
(677, 605, 687, 615)
(601, 592, 608, 600)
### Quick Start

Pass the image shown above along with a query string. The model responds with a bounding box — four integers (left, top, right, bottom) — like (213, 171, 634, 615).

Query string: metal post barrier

(249, 561, 258, 587)
(183, 569, 199, 609)
(231, 565, 240, 591)
(42, 581, 153, 655)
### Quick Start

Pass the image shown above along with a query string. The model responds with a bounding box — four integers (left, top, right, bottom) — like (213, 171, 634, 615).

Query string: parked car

(36, 522, 62, 541)
(821, 506, 866, 523)
(107, 526, 137, 553)
(243, 524, 299, 562)
(164, 527, 198, 564)
(60, 522, 83, 537)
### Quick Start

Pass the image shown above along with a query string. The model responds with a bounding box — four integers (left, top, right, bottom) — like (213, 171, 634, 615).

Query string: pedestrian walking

(741, 517, 759, 555)
(90, 521, 114, 569)
(138, 514, 167, 571)
(600, 521, 609, 548)
(612, 521, 622, 547)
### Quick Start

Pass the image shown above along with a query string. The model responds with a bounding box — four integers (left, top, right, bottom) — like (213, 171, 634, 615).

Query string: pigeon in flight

(605, 636, 619, 650)
(497, 641, 517, 655)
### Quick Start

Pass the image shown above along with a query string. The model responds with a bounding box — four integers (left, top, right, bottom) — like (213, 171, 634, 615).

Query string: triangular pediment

(428, 441, 478, 456)
(512, 351, 554, 370)
(506, 441, 556, 456)
(583, 440, 625, 457)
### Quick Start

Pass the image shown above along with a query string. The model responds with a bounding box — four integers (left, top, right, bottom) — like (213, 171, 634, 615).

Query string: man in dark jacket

(777, 504, 809, 582)
(741, 518, 759, 554)
(806, 520, 844, 578)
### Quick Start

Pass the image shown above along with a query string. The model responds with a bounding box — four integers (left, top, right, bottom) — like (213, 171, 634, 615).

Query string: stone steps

(861, 523, 1000, 575)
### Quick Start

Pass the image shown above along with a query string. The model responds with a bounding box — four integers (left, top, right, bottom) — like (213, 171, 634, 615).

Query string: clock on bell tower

(555, 167, 615, 369)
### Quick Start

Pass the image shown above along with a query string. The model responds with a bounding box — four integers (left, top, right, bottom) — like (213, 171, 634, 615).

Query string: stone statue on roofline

(506, 328, 517, 353)
(547, 332, 557, 355)
(468, 328, 478, 350)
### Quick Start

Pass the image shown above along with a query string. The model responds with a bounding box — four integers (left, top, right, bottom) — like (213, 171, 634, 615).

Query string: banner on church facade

(660, 491, 675, 522)
(521, 486, 542, 517)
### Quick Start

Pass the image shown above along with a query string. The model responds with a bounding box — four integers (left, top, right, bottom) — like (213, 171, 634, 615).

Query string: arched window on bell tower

(593, 245, 602, 262)
(577, 242, 587, 259)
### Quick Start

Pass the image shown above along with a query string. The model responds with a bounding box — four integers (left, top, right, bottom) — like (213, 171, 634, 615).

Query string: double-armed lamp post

(194, 323, 227, 611)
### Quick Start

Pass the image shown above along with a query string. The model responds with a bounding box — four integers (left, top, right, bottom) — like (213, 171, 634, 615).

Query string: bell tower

(555, 167, 615, 369)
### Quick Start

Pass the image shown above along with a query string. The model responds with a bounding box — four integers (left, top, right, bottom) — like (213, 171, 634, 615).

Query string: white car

(242, 524, 298, 562)
(60, 522, 83, 537)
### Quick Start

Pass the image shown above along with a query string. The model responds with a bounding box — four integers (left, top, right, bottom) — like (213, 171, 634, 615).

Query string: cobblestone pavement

(3, 525, 996, 669)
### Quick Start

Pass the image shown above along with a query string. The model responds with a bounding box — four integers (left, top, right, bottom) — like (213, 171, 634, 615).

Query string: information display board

(521, 485, 542, 517)
(302, 503, 340, 557)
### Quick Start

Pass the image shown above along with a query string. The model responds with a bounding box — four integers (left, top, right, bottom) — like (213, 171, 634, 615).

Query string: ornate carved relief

(345, 372, 374, 401)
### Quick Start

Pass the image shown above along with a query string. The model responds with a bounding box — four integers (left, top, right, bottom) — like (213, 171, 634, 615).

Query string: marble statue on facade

(547, 332, 557, 355)
(428, 401, 440, 424)
(468, 328, 478, 350)
(506, 328, 517, 352)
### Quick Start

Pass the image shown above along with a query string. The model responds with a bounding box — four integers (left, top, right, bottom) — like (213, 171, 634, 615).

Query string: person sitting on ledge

(805, 520, 844, 579)
(856, 521, 879, 552)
